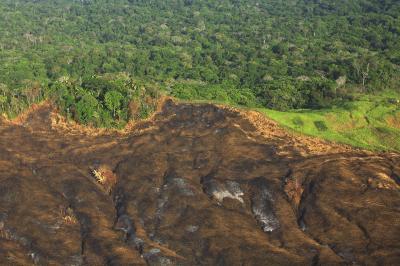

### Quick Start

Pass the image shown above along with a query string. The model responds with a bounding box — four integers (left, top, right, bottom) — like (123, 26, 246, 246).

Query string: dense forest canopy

(0, 0, 399, 126)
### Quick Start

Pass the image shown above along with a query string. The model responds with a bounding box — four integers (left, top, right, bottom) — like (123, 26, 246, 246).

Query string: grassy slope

(259, 91, 400, 152)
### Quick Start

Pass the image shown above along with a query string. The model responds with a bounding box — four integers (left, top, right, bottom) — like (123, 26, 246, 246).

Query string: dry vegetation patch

(385, 112, 400, 129)
(60, 206, 78, 225)
(91, 165, 118, 193)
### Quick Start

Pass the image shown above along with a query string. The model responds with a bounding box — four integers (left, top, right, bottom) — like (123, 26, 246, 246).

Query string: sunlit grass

(259, 91, 400, 152)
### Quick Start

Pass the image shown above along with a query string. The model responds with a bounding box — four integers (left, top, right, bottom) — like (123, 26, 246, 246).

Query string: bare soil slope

(0, 100, 399, 265)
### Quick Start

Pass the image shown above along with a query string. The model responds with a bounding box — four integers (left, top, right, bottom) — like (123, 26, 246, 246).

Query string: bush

(314, 121, 328, 131)
(292, 117, 304, 127)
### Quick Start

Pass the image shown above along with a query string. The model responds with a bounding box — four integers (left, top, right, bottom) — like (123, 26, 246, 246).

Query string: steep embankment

(0, 100, 399, 265)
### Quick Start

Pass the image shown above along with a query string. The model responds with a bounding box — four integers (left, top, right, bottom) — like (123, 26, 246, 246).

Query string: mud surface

(0, 100, 399, 265)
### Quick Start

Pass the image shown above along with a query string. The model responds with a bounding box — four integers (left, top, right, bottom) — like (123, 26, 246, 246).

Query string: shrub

(314, 120, 328, 131)
(292, 117, 304, 127)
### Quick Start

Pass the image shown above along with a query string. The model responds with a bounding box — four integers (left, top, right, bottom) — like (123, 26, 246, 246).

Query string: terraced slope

(0, 100, 399, 265)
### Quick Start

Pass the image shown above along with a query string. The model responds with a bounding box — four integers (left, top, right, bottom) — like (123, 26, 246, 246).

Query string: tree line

(0, 0, 399, 124)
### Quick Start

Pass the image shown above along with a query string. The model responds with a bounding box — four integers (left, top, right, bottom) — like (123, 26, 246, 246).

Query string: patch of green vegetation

(49, 74, 162, 128)
(0, 73, 162, 128)
(292, 117, 304, 127)
(170, 82, 258, 107)
(259, 91, 400, 152)
(314, 121, 328, 132)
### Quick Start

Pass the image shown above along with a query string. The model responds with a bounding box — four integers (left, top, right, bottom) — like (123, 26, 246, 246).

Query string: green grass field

(259, 91, 400, 152)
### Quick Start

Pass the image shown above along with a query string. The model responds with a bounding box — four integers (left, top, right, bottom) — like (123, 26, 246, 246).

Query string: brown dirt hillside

(0, 99, 399, 265)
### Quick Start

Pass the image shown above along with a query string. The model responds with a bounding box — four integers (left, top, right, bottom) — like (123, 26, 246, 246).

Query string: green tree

(104, 90, 124, 118)
(0, 95, 7, 111)
(75, 93, 99, 125)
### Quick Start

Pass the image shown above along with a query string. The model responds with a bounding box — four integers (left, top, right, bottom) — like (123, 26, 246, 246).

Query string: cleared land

(261, 91, 400, 152)
(0, 100, 399, 265)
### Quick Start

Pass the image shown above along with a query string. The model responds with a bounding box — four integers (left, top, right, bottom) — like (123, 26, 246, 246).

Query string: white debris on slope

(202, 177, 244, 204)
(212, 189, 244, 203)
(251, 180, 280, 232)
(252, 207, 280, 232)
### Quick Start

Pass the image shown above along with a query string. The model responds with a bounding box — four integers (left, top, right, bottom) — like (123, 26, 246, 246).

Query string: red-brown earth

(0, 99, 399, 265)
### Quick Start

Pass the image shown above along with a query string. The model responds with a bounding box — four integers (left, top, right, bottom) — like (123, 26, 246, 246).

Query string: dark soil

(0, 100, 399, 265)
